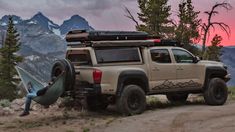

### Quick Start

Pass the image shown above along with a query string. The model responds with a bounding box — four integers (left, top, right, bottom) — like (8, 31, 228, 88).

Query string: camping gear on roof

(66, 30, 150, 42)
(66, 30, 181, 48)
(15, 66, 65, 106)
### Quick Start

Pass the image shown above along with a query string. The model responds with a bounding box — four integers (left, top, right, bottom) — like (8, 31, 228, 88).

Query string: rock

(188, 94, 204, 102)
(31, 103, 43, 111)
(0, 107, 4, 116)
(0, 107, 14, 116)
(10, 98, 25, 111)
(8, 97, 64, 113)
(10, 103, 22, 111)
(11, 98, 25, 106)
(3, 107, 14, 114)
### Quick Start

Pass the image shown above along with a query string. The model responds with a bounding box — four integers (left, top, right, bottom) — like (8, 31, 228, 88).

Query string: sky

(0, 0, 234, 46)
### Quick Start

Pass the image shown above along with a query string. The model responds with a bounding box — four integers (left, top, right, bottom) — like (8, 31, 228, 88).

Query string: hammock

(15, 66, 65, 106)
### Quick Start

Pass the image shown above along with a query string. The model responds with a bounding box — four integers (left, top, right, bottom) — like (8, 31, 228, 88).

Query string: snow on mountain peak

(0, 15, 23, 25)
(30, 12, 60, 32)
(0, 13, 94, 36)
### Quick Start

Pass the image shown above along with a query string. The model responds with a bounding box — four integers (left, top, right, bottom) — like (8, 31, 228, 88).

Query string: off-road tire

(166, 93, 188, 104)
(117, 85, 146, 116)
(51, 59, 75, 92)
(204, 78, 228, 105)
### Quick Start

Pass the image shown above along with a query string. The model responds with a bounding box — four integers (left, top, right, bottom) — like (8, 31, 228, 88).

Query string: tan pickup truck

(52, 30, 231, 115)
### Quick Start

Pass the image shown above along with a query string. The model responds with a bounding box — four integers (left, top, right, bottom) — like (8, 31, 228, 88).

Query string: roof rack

(66, 30, 181, 48)
(66, 30, 149, 42)
(67, 39, 181, 48)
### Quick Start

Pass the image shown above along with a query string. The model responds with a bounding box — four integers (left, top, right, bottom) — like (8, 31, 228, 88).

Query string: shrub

(0, 99, 11, 107)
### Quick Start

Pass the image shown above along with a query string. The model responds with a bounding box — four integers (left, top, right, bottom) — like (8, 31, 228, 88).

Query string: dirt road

(92, 101, 235, 132)
(1, 98, 235, 132)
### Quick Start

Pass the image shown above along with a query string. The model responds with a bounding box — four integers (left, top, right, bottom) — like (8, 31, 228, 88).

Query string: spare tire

(51, 59, 75, 92)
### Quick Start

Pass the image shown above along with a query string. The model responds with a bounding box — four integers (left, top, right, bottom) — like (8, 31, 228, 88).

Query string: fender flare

(116, 70, 149, 96)
(203, 66, 227, 90)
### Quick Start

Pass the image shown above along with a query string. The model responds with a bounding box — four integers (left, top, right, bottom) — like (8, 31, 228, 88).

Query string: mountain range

(0, 12, 93, 82)
(0, 12, 93, 36)
(221, 47, 235, 86)
(0, 12, 234, 86)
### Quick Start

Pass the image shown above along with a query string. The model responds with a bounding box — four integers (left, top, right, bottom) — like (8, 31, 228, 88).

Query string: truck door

(149, 48, 177, 92)
(172, 49, 202, 90)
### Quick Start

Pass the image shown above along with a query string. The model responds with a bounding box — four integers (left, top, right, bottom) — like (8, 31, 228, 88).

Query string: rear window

(95, 47, 141, 63)
(66, 50, 92, 66)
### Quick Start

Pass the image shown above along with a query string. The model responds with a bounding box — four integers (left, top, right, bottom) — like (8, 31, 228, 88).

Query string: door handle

(152, 67, 160, 71)
(177, 67, 183, 70)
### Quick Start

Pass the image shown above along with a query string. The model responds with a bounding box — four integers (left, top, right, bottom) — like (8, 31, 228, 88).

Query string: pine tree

(204, 34, 223, 61)
(0, 16, 23, 100)
(137, 0, 173, 38)
(175, 0, 201, 54)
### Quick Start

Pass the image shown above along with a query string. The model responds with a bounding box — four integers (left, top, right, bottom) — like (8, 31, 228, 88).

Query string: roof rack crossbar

(90, 40, 155, 47)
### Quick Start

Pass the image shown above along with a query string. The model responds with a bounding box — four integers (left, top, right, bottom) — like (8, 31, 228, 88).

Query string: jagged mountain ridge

(60, 15, 94, 35)
(0, 12, 93, 82)
(0, 15, 23, 25)
(29, 12, 60, 33)
(0, 12, 93, 35)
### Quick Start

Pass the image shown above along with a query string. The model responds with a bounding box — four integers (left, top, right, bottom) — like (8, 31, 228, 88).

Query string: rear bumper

(75, 83, 101, 96)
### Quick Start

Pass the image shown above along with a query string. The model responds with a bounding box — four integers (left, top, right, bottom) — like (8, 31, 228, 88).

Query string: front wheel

(204, 78, 228, 105)
(116, 85, 146, 116)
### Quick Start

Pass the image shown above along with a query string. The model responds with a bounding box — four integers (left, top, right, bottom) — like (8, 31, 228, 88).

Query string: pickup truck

(52, 30, 231, 115)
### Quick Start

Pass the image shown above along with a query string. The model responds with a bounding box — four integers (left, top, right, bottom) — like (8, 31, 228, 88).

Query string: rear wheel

(204, 78, 228, 105)
(116, 85, 146, 116)
(166, 93, 188, 103)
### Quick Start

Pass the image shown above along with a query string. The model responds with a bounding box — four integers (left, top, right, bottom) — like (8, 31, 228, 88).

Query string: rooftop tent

(15, 66, 65, 106)
(65, 30, 181, 48)
(65, 30, 149, 42)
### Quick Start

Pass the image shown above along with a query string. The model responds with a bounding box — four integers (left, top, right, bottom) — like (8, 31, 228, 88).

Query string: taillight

(93, 69, 102, 84)
(153, 39, 161, 43)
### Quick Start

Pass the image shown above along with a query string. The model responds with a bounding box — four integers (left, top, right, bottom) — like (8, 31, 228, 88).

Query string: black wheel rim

(127, 92, 141, 110)
(214, 85, 225, 100)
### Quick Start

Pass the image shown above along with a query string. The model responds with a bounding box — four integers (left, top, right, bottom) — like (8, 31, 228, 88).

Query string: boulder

(10, 98, 25, 111)
(11, 98, 25, 106)
(0, 107, 14, 116)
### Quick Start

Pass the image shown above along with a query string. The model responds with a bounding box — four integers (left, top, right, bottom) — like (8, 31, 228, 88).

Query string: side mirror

(193, 56, 200, 63)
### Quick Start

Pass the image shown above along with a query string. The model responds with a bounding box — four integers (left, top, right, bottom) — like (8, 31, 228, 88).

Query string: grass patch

(3, 125, 17, 129)
(83, 128, 90, 132)
(65, 130, 74, 132)
(0, 122, 4, 125)
(20, 122, 43, 128)
(105, 117, 116, 125)
(0, 99, 11, 107)
(228, 87, 235, 100)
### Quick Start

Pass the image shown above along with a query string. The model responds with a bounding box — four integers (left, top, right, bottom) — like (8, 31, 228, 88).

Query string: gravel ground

(0, 95, 234, 132)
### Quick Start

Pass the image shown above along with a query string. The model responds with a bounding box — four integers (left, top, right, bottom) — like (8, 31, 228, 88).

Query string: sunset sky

(0, 0, 234, 46)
